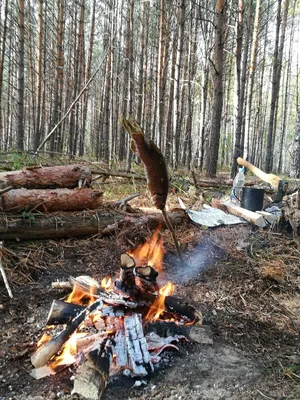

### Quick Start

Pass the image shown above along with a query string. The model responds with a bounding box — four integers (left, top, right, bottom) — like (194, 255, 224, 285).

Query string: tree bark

(17, 0, 25, 150)
(205, 0, 226, 177)
(265, 0, 289, 172)
(0, 188, 103, 213)
(231, 0, 251, 178)
(244, 0, 261, 160)
(291, 104, 300, 178)
(0, 210, 187, 241)
(0, 164, 92, 189)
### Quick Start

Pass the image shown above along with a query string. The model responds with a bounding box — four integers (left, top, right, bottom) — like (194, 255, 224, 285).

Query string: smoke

(162, 236, 225, 285)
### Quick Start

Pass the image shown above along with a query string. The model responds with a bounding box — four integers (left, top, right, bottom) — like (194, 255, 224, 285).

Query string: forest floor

(0, 179, 300, 400)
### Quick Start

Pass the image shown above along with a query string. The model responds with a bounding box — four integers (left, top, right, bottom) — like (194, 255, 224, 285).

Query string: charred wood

(114, 280, 202, 323)
(145, 321, 212, 344)
(31, 298, 104, 368)
(46, 300, 126, 326)
(124, 314, 153, 376)
(46, 300, 86, 326)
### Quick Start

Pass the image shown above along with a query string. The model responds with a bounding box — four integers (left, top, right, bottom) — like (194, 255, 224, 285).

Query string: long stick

(162, 209, 184, 264)
(35, 49, 108, 155)
(0, 241, 13, 298)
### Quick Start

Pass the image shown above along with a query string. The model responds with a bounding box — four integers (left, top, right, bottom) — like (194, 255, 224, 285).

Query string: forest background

(1, 0, 300, 178)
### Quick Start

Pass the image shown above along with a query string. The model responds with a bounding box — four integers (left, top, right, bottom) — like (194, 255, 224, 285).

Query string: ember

(31, 231, 207, 400)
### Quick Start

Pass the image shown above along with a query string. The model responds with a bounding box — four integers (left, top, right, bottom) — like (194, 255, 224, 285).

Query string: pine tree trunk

(0, 0, 8, 148)
(244, 0, 261, 161)
(172, 0, 185, 169)
(34, 0, 43, 150)
(205, 0, 226, 177)
(265, 0, 289, 172)
(17, 0, 25, 150)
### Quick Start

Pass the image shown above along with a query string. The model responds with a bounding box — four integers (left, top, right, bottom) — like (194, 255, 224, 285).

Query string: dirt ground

(0, 199, 300, 400)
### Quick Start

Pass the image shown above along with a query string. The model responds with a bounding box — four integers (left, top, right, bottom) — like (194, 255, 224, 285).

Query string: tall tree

(205, 0, 226, 177)
(17, 0, 25, 150)
(265, 0, 289, 172)
(172, 0, 186, 168)
(291, 105, 300, 178)
(0, 0, 8, 148)
(231, 0, 252, 177)
(34, 0, 43, 150)
(244, 0, 261, 160)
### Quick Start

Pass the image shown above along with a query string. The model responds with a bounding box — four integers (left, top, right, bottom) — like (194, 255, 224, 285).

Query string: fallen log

(0, 164, 91, 189)
(0, 210, 187, 241)
(0, 188, 103, 213)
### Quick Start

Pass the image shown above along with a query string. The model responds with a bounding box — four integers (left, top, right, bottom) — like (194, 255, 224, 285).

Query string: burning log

(0, 188, 103, 213)
(119, 254, 159, 296)
(164, 296, 202, 323)
(124, 314, 154, 376)
(46, 300, 127, 326)
(145, 321, 212, 344)
(46, 300, 86, 326)
(31, 298, 104, 368)
(0, 164, 92, 189)
(134, 266, 159, 294)
(72, 338, 113, 400)
(120, 253, 136, 287)
(0, 210, 186, 240)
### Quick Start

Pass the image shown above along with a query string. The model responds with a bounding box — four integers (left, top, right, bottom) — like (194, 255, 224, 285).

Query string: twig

(256, 389, 275, 400)
(51, 281, 72, 289)
(0, 186, 13, 195)
(0, 241, 13, 298)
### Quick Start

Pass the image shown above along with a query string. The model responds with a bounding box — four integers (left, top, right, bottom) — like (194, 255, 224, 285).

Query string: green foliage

(8, 152, 32, 171)
(21, 206, 36, 222)
(282, 363, 300, 384)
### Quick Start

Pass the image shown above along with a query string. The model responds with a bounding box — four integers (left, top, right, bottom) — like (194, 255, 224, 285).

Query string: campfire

(30, 228, 209, 399)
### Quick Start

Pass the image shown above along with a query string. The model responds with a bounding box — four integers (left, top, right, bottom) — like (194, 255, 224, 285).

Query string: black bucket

(241, 187, 264, 211)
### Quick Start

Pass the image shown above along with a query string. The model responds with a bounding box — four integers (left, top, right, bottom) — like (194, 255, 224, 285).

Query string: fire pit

(30, 229, 211, 399)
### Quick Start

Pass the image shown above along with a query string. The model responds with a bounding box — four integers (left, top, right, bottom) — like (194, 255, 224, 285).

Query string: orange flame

(65, 281, 97, 305)
(101, 277, 112, 290)
(145, 281, 175, 321)
(37, 332, 52, 348)
(128, 226, 164, 272)
(50, 331, 78, 368)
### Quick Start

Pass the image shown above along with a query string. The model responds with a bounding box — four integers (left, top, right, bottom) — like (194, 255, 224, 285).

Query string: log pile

(0, 164, 103, 214)
(30, 254, 210, 399)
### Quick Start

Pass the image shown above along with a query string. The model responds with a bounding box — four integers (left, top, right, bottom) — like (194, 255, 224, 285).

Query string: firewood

(31, 298, 104, 368)
(222, 202, 266, 228)
(144, 322, 212, 344)
(46, 299, 126, 326)
(46, 300, 86, 326)
(134, 265, 159, 294)
(120, 254, 136, 287)
(0, 188, 103, 213)
(124, 314, 153, 376)
(72, 338, 113, 400)
(0, 164, 92, 189)
(114, 279, 202, 323)
(51, 281, 72, 290)
(0, 210, 187, 240)
(164, 296, 203, 323)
